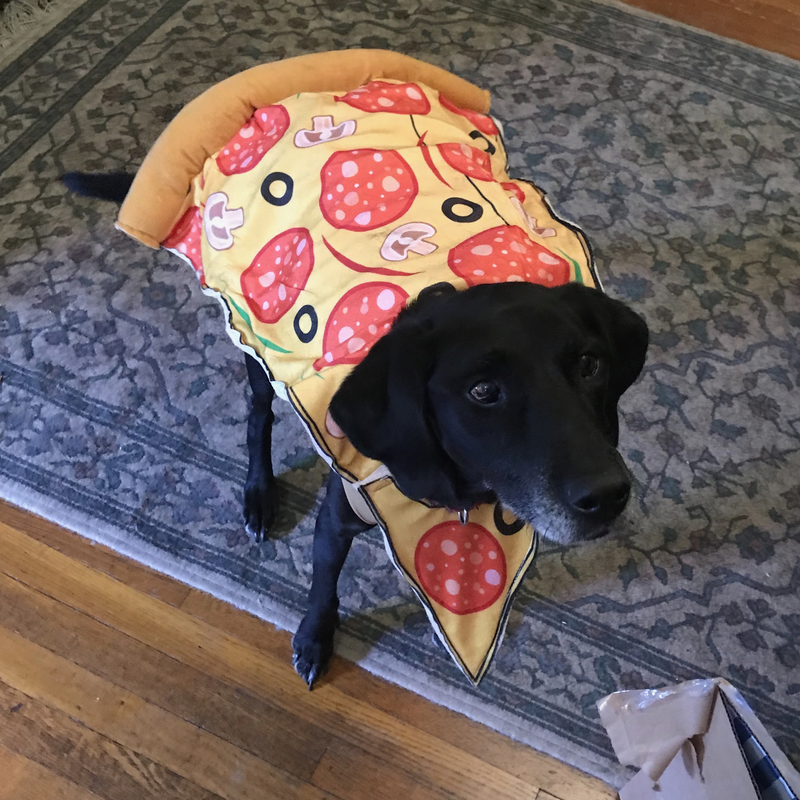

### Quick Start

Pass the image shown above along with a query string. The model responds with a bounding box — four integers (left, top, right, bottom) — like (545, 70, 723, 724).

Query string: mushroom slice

(380, 222, 438, 262)
(203, 192, 245, 251)
(294, 115, 357, 147)
(508, 196, 557, 238)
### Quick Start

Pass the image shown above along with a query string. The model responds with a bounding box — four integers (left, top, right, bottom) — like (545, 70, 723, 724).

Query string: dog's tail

(61, 171, 135, 204)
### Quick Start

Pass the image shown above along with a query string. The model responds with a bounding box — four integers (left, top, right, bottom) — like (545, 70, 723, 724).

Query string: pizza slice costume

(117, 50, 599, 684)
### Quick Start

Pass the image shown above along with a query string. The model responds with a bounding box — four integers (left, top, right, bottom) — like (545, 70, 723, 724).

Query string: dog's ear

(559, 283, 649, 395)
(558, 283, 649, 438)
(329, 287, 465, 509)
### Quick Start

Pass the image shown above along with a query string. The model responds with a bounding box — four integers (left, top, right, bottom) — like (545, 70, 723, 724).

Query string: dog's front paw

(243, 480, 277, 543)
(291, 609, 339, 689)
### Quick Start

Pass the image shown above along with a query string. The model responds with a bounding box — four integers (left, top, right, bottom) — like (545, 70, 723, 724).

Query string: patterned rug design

(1, 0, 799, 784)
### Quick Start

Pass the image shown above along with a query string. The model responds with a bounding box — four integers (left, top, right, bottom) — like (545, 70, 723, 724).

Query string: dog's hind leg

(292, 474, 372, 688)
(243, 353, 277, 541)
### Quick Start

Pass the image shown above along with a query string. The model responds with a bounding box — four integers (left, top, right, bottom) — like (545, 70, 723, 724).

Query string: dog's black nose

(566, 474, 631, 522)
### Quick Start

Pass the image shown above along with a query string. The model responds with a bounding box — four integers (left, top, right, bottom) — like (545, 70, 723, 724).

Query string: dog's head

(329, 281, 648, 544)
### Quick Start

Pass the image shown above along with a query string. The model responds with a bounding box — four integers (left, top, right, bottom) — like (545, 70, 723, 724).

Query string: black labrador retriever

(63, 171, 649, 687)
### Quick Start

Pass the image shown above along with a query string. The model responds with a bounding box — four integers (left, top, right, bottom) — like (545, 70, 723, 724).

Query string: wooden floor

(619, 0, 800, 61)
(0, 500, 614, 800)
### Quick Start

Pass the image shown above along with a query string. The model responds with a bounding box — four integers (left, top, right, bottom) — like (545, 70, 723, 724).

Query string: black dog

(63, 171, 649, 687)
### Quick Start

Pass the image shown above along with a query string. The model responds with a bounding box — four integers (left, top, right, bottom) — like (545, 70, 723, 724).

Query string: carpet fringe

(0, 0, 87, 68)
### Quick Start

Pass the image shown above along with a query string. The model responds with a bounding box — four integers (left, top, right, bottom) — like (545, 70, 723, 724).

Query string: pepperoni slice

(319, 150, 418, 231)
(163, 206, 204, 283)
(439, 93, 499, 136)
(240, 228, 314, 324)
(216, 105, 290, 176)
(501, 182, 526, 203)
(335, 81, 431, 115)
(415, 522, 507, 615)
(313, 282, 408, 371)
(437, 143, 494, 182)
(448, 225, 571, 287)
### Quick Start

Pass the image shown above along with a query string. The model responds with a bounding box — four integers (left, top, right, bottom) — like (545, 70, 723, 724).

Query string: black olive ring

(493, 502, 525, 536)
(442, 197, 483, 223)
(293, 305, 318, 343)
(261, 172, 294, 206)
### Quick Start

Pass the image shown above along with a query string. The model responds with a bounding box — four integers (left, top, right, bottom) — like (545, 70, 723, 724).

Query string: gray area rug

(2, 0, 800, 785)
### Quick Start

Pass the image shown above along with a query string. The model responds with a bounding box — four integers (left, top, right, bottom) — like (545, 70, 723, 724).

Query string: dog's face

(330, 282, 648, 545)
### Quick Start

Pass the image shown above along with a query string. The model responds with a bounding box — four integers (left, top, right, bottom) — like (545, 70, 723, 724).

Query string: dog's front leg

(243, 353, 277, 542)
(293, 474, 372, 688)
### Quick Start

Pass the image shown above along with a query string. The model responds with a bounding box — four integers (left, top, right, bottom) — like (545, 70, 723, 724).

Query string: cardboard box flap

(598, 678, 720, 782)
(599, 679, 800, 800)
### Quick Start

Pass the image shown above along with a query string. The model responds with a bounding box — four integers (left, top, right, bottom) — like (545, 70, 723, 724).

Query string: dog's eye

(580, 354, 600, 378)
(469, 380, 501, 405)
